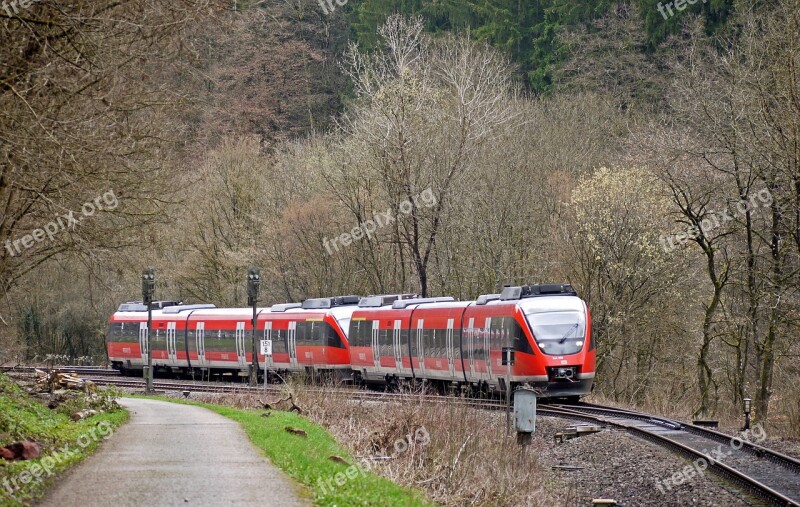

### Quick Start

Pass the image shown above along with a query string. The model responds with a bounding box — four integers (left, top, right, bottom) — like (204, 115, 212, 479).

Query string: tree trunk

(755, 201, 783, 423)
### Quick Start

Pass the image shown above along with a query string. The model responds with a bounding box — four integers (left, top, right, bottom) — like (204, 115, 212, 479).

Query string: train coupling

(549, 366, 577, 381)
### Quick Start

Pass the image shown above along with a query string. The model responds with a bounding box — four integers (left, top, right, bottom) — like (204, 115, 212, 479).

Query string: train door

(166, 322, 177, 366)
(138, 322, 148, 366)
(235, 322, 246, 367)
(263, 321, 273, 369)
(446, 318, 455, 376)
(196, 322, 206, 366)
(288, 321, 298, 368)
(467, 317, 475, 378)
(416, 319, 425, 373)
(393, 320, 402, 370)
(484, 318, 492, 379)
(371, 320, 380, 369)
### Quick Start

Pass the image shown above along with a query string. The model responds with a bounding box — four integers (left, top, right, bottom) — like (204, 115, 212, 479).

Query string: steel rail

(539, 404, 799, 507)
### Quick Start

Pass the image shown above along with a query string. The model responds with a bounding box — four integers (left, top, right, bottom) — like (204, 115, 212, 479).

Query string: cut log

(284, 426, 307, 437)
(0, 441, 41, 460)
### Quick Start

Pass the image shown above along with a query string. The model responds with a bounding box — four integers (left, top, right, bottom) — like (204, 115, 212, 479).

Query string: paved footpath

(39, 398, 310, 506)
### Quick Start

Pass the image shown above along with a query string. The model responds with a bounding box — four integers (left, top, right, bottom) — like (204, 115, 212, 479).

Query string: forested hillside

(346, 0, 736, 95)
(2, 0, 799, 433)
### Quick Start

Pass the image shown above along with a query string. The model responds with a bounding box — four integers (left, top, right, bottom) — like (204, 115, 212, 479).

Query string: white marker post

(260, 339, 272, 393)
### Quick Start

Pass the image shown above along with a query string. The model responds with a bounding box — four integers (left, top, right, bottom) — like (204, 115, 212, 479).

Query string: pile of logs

(35, 369, 95, 392)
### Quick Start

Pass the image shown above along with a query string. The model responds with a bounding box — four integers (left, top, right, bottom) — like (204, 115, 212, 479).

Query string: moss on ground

(0, 374, 128, 506)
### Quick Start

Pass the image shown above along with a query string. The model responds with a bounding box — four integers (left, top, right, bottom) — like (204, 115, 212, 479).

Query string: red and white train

(106, 284, 595, 398)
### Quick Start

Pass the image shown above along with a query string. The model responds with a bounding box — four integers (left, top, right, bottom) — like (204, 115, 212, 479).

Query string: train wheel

(353, 371, 365, 389)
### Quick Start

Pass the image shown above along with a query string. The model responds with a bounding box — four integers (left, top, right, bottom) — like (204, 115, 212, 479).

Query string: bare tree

(334, 15, 519, 296)
(0, 0, 224, 299)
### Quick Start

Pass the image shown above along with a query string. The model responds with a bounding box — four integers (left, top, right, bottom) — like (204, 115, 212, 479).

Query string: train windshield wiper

(558, 323, 579, 344)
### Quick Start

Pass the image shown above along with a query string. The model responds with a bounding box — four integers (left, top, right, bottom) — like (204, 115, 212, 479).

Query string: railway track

(83, 375, 510, 410)
(539, 403, 800, 507)
(7, 368, 797, 505)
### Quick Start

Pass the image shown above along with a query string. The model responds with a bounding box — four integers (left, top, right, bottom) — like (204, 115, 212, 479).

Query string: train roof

(353, 299, 470, 312)
(112, 306, 267, 320)
(111, 285, 584, 321)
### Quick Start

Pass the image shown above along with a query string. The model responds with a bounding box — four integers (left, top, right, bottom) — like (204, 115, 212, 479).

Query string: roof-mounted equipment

(271, 303, 302, 312)
(301, 295, 361, 310)
(358, 293, 418, 308)
(476, 294, 501, 305)
(391, 297, 455, 310)
(500, 284, 577, 301)
(116, 300, 183, 312)
(162, 304, 217, 314)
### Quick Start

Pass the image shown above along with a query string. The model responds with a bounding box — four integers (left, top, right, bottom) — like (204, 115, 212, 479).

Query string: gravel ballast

(531, 416, 755, 506)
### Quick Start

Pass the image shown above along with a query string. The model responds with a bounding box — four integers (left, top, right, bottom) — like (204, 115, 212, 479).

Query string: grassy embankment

(0, 374, 128, 506)
(146, 395, 433, 507)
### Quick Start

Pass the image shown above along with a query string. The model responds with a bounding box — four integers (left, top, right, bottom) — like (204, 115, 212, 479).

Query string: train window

(107, 322, 120, 341)
(215, 328, 229, 353)
(308, 321, 321, 346)
(510, 318, 534, 355)
(295, 321, 311, 346)
(127, 323, 138, 343)
(270, 328, 287, 353)
(525, 311, 586, 356)
(423, 328, 433, 357)
(349, 320, 365, 347)
(322, 323, 344, 349)
(471, 327, 481, 361)
(378, 328, 389, 356)
(332, 324, 345, 349)
(364, 321, 371, 347)
(348, 321, 358, 346)
(432, 328, 443, 358)
(351, 321, 360, 347)
(311, 322, 324, 344)
(399, 329, 409, 358)
(364, 322, 372, 347)
(109, 322, 137, 343)
(489, 319, 501, 350)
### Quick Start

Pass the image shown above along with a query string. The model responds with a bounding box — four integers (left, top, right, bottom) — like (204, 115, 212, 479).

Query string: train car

(107, 296, 360, 380)
(348, 284, 594, 398)
(107, 303, 260, 377)
(259, 296, 360, 380)
(349, 295, 461, 385)
(107, 285, 594, 398)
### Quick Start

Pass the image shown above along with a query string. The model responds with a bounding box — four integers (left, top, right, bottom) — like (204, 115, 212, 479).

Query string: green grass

(144, 395, 434, 506)
(0, 374, 129, 506)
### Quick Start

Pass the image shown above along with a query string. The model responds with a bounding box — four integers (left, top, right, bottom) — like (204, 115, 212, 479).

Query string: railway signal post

(141, 268, 155, 394)
(247, 266, 260, 387)
(502, 347, 515, 437)
(743, 397, 752, 430)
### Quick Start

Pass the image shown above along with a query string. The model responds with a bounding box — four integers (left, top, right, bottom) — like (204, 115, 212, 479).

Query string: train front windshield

(525, 308, 586, 356)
